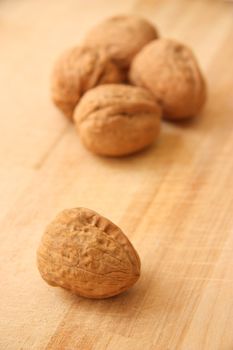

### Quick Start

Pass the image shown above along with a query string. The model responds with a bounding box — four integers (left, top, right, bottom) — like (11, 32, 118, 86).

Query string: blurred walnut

(37, 208, 141, 299)
(74, 84, 161, 156)
(84, 15, 158, 71)
(51, 46, 124, 119)
(130, 39, 207, 120)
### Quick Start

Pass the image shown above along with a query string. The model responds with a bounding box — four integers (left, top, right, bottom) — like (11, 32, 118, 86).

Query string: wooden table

(1, 0, 233, 349)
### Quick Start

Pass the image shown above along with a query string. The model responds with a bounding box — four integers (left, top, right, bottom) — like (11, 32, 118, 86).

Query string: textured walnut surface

(130, 38, 207, 120)
(74, 84, 161, 156)
(51, 46, 124, 119)
(84, 15, 158, 70)
(37, 208, 141, 299)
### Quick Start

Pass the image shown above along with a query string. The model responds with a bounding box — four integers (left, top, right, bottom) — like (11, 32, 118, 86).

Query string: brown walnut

(74, 84, 161, 157)
(129, 38, 207, 120)
(37, 208, 141, 299)
(51, 46, 124, 119)
(84, 15, 158, 71)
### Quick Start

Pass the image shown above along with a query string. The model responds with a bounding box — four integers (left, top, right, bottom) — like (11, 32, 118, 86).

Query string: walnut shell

(51, 46, 124, 119)
(84, 15, 158, 70)
(129, 38, 207, 120)
(74, 84, 161, 157)
(37, 208, 141, 299)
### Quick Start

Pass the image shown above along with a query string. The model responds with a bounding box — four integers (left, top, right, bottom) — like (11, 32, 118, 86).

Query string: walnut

(84, 15, 158, 71)
(37, 208, 141, 299)
(74, 84, 161, 156)
(51, 46, 124, 119)
(129, 38, 207, 120)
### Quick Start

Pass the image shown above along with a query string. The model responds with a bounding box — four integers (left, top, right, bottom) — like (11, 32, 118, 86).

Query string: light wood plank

(1, 0, 233, 349)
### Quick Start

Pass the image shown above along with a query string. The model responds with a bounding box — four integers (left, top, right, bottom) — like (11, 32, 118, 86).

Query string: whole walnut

(51, 46, 124, 119)
(37, 208, 141, 299)
(84, 15, 158, 71)
(129, 39, 207, 120)
(74, 84, 161, 157)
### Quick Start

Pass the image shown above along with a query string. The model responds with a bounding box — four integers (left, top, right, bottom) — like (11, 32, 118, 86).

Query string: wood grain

(0, 0, 233, 349)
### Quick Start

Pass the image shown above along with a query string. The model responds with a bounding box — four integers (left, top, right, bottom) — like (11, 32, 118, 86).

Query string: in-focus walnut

(129, 38, 207, 120)
(37, 208, 141, 299)
(51, 46, 124, 119)
(74, 84, 161, 157)
(84, 15, 158, 71)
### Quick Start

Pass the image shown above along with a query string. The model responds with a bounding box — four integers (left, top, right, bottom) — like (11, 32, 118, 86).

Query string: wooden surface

(1, 0, 233, 349)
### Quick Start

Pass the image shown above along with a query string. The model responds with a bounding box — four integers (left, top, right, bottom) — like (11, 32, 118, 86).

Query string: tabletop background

(1, 0, 233, 349)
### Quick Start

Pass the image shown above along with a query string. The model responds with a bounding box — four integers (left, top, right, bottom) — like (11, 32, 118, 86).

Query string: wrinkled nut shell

(74, 84, 161, 157)
(51, 46, 124, 119)
(130, 38, 207, 120)
(84, 15, 158, 70)
(37, 208, 141, 299)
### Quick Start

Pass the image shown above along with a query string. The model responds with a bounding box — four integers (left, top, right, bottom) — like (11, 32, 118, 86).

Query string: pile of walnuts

(52, 15, 207, 157)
